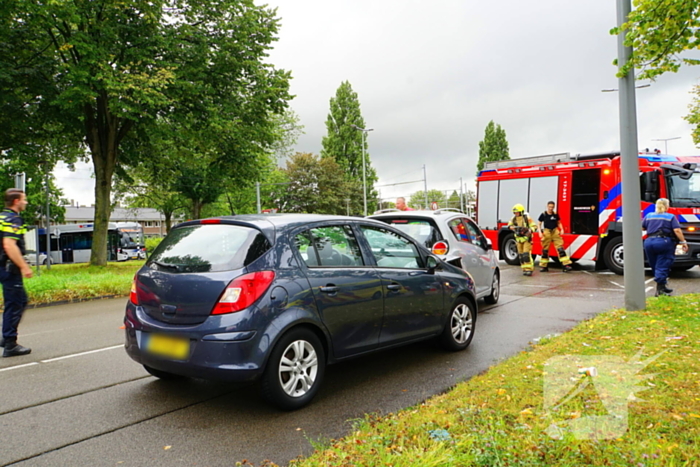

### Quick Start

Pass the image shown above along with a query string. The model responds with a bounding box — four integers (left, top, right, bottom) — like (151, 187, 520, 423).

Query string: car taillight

(211, 271, 276, 315)
(130, 276, 139, 305)
(432, 241, 449, 255)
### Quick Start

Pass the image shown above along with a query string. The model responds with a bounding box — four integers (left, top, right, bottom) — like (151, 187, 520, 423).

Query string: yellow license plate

(146, 334, 190, 360)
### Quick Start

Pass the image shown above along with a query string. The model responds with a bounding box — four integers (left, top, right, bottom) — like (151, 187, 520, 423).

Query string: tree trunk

(85, 94, 132, 266)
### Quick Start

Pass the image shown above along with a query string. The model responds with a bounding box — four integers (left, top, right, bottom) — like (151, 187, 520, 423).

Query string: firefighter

(508, 204, 537, 276)
(537, 201, 573, 273)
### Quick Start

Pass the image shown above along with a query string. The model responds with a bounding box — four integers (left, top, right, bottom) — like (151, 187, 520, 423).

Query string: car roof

(369, 210, 472, 222)
(173, 214, 391, 244)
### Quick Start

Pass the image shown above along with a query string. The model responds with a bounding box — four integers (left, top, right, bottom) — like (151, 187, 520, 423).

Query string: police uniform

(508, 207, 537, 275)
(537, 211, 572, 272)
(1, 207, 30, 354)
(642, 211, 680, 296)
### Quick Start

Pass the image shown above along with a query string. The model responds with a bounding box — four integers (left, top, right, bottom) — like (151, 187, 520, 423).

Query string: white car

(369, 209, 500, 304)
(24, 252, 52, 266)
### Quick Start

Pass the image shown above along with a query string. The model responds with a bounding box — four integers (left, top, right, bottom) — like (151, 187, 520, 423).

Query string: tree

(409, 190, 446, 210)
(614, 1, 700, 80)
(2, 0, 291, 265)
(477, 121, 510, 174)
(283, 153, 358, 215)
(320, 81, 378, 212)
(447, 190, 461, 209)
(614, 1, 700, 145)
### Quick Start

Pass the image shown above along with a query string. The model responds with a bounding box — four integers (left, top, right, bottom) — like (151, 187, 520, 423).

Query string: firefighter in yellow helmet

(508, 203, 537, 276)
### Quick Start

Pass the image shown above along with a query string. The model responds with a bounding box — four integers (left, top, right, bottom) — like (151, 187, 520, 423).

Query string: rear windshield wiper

(151, 260, 181, 271)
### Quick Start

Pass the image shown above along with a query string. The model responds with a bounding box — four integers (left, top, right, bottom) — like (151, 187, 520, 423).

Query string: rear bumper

(124, 303, 266, 382)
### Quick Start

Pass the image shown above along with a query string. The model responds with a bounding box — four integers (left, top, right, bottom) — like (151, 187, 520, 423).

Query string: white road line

(645, 278, 655, 284)
(0, 362, 39, 373)
(609, 281, 625, 289)
(41, 345, 124, 363)
(645, 287, 653, 293)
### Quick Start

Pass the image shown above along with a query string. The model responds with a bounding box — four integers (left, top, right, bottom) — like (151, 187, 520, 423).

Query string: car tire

(261, 328, 325, 411)
(439, 297, 476, 351)
(501, 233, 520, 266)
(143, 365, 187, 380)
(483, 271, 500, 305)
(603, 236, 624, 275)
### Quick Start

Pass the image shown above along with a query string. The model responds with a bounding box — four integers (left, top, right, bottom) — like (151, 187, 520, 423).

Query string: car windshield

(148, 224, 270, 273)
(377, 219, 441, 248)
(665, 170, 700, 207)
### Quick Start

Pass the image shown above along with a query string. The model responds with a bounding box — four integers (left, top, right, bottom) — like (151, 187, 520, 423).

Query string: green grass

(284, 294, 700, 467)
(7, 261, 144, 306)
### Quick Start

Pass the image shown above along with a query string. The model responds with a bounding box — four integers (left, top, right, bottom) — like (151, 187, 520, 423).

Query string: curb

(21, 294, 129, 310)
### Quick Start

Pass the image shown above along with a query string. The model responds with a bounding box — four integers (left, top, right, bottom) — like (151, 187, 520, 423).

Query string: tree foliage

(409, 190, 446, 210)
(1, 0, 291, 264)
(321, 81, 378, 212)
(477, 121, 510, 174)
(283, 153, 361, 215)
(613, 0, 700, 80)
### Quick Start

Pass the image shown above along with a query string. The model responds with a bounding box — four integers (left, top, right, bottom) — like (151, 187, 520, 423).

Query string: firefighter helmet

(512, 203, 525, 214)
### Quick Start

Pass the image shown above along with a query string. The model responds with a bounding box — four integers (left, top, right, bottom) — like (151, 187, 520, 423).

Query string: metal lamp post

(652, 137, 681, 155)
(351, 124, 373, 216)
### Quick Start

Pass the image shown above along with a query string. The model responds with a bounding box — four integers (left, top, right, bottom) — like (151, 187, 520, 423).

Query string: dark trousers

(643, 237, 675, 285)
(1, 270, 28, 343)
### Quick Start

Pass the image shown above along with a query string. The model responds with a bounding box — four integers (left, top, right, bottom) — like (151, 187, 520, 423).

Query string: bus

(27, 223, 135, 264)
(114, 222, 146, 259)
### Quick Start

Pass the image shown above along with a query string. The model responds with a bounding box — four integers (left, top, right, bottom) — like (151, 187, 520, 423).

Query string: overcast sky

(56, 0, 700, 206)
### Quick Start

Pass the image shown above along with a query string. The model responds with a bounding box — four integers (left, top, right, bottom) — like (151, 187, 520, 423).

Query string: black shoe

(540, 266, 549, 272)
(523, 270, 532, 276)
(0, 338, 4, 348)
(3, 343, 31, 357)
(563, 265, 572, 272)
(655, 283, 672, 297)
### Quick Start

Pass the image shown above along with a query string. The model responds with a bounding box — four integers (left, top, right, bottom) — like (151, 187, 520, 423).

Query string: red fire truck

(476, 151, 700, 274)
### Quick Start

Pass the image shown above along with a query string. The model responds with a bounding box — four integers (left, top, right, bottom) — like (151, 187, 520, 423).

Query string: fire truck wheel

(501, 234, 520, 266)
(603, 236, 624, 275)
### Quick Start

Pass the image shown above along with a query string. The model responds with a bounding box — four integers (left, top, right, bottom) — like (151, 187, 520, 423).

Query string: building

(63, 206, 179, 237)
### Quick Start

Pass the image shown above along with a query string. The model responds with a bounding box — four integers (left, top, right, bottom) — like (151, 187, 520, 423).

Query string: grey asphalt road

(0, 263, 697, 466)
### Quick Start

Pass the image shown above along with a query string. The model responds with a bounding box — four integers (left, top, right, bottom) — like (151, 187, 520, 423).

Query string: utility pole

(617, 0, 646, 311)
(423, 165, 428, 210)
(256, 182, 261, 214)
(459, 177, 464, 212)
(351, 124, 374, 216)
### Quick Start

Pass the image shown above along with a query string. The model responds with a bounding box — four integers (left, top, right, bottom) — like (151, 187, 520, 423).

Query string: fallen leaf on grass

(164, 446, 171, 450)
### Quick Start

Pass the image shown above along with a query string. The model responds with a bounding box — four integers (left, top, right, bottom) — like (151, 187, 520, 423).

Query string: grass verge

(286, 294, 700, 467)
(4, 261, 144, 307)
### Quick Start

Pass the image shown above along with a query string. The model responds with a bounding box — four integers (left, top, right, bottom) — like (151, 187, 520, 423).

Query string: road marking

(645, 287, 654, 293)
(41, 345, 124, 363)
(0, 345, 123, 372)
(0, 362, 39, 373)
(609, 281, 625, 289)
(645, 278, 655, 284)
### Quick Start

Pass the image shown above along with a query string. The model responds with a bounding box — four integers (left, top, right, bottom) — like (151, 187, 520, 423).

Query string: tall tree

(477, 121, 510, 174)
(320, 81, 378, 213)
(614, 1, 700, 144)
(283, 153, 359, 215)
(1, 0, 291, 265)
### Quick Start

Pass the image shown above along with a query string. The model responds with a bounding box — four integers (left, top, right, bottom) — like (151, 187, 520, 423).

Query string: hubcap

(492, 274, 499, 300)
(506, 239, 518, 261)
(613, 245, 624, 267)
(450, 304, 473, 344)
(278, 340, 318, 398)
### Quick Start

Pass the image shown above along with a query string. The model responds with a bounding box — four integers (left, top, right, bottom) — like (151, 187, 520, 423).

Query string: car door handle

(386, 283, 401, 291)
(320, 286, 339, 294)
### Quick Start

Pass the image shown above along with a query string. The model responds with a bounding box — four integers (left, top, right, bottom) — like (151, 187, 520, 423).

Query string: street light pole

(652, 137, 681, 155)
(351, 124, 373, 216)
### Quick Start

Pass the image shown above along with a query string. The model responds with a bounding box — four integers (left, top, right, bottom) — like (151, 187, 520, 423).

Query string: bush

(145, 236, 164, 254)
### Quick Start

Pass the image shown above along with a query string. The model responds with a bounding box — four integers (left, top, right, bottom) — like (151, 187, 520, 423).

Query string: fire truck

(476, 151, 700, 274)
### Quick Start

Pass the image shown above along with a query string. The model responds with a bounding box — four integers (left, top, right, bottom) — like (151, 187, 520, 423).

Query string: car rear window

(375, 218, 442, 248)
(148, 224, 271, 273)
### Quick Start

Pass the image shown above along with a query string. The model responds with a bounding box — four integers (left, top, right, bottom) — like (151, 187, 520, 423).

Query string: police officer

(508, 204, 538, 276)
(538, 201, 573, 273)
(0, 188, 33, 357)
(642, 198, 688, 296)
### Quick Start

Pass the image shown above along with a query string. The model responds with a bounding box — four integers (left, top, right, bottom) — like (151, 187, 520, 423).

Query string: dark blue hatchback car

(124, 214, 477, 410)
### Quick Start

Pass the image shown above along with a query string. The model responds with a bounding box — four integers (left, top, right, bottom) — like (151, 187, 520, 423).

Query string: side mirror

(426, 255, 439, 273)
(485, 238, 493, 251)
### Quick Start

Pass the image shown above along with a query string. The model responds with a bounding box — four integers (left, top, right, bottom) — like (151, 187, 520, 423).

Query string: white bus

(114, 222, 146, 259)
(26, 223, 127, 264)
